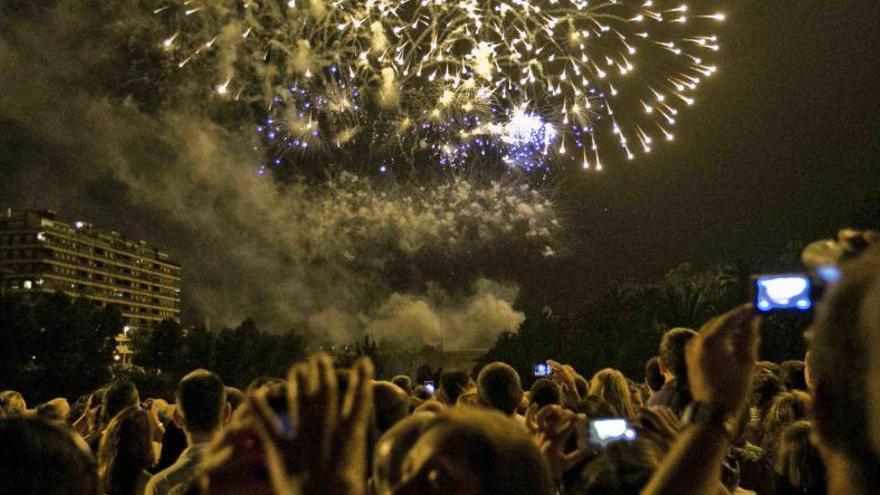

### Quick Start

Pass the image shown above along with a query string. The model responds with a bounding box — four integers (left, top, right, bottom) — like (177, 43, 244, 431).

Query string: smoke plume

(0, 1, 557, 349)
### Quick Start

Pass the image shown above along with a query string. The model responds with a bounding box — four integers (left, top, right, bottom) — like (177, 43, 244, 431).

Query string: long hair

(588, 369, 636, 419)
(760, 390, 810, 452)
(97, 406, 154, 495)
(773, 421, 826, 494)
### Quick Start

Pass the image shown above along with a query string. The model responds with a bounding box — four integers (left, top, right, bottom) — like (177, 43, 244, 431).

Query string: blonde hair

(588, 368, 636, 418)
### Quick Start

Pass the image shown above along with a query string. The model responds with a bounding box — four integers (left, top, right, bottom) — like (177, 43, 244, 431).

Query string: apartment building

(0, 209, 181, 328)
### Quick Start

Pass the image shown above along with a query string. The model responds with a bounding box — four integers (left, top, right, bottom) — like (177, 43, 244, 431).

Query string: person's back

(0, 416, 100, 494)
(147, 370, 228, 495)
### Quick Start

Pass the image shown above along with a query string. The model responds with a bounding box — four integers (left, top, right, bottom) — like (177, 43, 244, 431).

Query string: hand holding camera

(686, 305, 760, 415)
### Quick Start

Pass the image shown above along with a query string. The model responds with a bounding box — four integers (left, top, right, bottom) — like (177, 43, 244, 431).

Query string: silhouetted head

(374, 381, 411, 435)
(578, 438, 661, 495)
(779, 360, 807, 391)
(658, 328, 697, 383)
(756, 361, 781, 376)
(529, 379, 561, 409)
(391, 375, 414, 396)
(391, 408, 554, 495)
(101, 381, 139, 427)
(176, 369, 227, 436)
(750, 372, 785, 415)
(439, 369, 470, 406)
(0, 417, 100, 494)
(476, 362, 523, 416)
(372, 413, 437, 495)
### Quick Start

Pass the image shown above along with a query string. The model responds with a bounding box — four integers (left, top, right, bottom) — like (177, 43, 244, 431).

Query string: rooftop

(1, 208, 179, 267)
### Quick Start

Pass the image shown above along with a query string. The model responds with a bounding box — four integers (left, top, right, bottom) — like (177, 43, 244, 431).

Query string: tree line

(0, 261, 811, 402)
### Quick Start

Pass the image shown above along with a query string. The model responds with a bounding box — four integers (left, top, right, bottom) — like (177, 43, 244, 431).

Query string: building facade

(0, 209, 181, 328)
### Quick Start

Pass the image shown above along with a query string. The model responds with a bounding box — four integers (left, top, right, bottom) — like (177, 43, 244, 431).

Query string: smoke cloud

(0, 1, 556, 349)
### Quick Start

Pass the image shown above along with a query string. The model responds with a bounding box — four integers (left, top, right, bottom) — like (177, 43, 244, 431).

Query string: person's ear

(172, 406, 185, 430)
(222, 402, 231, 424)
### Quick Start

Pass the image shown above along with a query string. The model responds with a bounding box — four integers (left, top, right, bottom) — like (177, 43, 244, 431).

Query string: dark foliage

(480, 263, 810, 382)
(0, 292, 119, 403)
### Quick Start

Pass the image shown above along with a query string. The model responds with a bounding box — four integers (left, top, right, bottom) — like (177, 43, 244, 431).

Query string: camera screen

(754, 274, 812, 312)
(533, 363, 550, 377)
(424, 381, 435, 395)
(588, 418, 637, 447)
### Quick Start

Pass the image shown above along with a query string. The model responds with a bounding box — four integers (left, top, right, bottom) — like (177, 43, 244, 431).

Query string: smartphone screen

(586, 418, 637, 448)
(533, 363, 550, 377)
(753, 274, 812, 312)
(424, 381, 435, 395)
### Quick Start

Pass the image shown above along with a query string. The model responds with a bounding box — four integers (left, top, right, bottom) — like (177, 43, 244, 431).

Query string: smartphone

(584, 418, 636, 449)
(533, 362, 550, 377)
(424, 381, 435, 395)
(585, 418, 637, 448)
(753, 274, 812, 313)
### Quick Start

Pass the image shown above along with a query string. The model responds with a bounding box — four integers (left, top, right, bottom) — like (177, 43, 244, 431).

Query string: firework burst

(158, 0, 725, 175)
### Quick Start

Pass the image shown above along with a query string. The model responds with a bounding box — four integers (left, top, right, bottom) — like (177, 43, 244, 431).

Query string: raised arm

(642, 305, 759, 495)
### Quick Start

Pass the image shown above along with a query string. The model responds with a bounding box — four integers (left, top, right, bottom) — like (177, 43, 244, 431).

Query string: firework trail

(158, 0, 725, 175)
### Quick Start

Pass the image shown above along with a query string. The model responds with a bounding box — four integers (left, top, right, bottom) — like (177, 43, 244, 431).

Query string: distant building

(0, 208, 181, 329)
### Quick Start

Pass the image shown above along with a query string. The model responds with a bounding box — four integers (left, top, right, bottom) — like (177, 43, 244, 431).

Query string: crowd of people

(1, 234, 879, 495)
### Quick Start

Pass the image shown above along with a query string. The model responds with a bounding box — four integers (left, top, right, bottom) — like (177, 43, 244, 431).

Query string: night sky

(2, 1, 879, 324)
(553, 0, 880, 304)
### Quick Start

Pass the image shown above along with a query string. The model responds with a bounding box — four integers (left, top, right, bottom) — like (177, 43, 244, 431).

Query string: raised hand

(257, 354, 373, 495)
(525, 403, 591, 481)
(200, 354, 374, 495)
(547, 360, 582, 403)
(686, 305, 760, 414)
